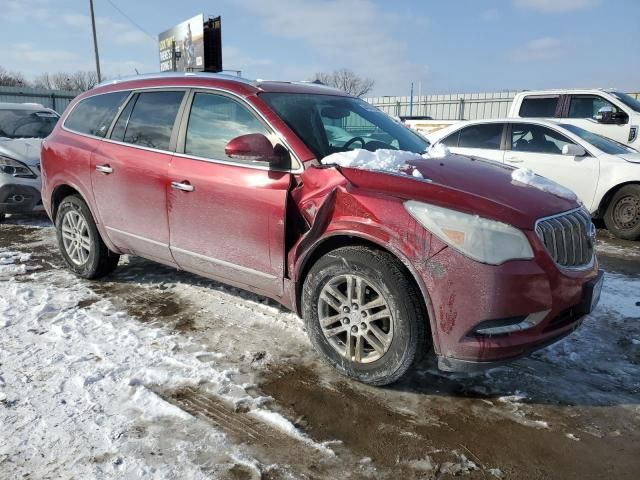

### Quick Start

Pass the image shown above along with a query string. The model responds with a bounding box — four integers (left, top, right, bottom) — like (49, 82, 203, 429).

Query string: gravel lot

(1, 214, 639, 479)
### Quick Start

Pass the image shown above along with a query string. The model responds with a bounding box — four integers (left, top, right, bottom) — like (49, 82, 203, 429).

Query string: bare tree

(0, 66, 29, 87)
(34, 71, 100, 91)
(312, 69, 375, 97)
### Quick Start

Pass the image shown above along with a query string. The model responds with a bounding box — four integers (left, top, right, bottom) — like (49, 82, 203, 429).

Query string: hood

(620, 153, 640, 164)
(0, 137, 43, 167)
(337, 153, 579, 230)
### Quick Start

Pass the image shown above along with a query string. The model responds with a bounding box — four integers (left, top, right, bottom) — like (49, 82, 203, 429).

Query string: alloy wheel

(318, 274, 394, 364)
(61, 210, 91, 265)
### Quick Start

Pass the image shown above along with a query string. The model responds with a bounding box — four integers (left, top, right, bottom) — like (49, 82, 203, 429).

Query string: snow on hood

(320, 145, 450, 179)
(511, 168, 577, 201)
(0, 137, 43, 166)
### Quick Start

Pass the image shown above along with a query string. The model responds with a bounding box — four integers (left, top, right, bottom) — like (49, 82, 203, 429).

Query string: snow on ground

(2, 217, 640, 478)
(0, 248, 329, 479)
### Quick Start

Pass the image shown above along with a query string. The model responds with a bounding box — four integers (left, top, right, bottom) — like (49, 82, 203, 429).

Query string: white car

(508, 89, 640, 148)
(426, 118, 640, 240)
(0, 103, 59, 221)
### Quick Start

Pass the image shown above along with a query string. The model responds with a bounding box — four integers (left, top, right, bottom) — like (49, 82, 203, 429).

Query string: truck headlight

(405, 201, 534, 265)
(0, 156, 36, 178)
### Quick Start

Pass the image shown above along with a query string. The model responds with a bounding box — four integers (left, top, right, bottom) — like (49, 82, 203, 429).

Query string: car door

(168, 90, 292, 295)
(561, 94, 630, 145)
(91, 89, 187, 265)
(439, 122, 506, 163)
(506, 123, 599, 210)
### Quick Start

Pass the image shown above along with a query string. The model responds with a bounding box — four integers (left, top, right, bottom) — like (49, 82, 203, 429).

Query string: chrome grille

(535, 208, 594, 268)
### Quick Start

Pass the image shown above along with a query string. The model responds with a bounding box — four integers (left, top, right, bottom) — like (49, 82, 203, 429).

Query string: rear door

(560, 94, 630, 145)
(506, 123, 599, 210)
(90, 89, 187, 264)
(168, 90, 292, 295)
(441, 122, 506, 163)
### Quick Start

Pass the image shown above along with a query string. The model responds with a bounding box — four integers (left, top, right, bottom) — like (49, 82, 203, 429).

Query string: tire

(302, 246, 428, 386)
(0, 213, 5, 222)
(603, 184, 640, 241)
(55, 195, 119, 279)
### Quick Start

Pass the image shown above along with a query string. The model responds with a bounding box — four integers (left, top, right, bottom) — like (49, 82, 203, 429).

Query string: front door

(91, 90, 186, 264)
(561, 94, 631, 145)
(168, 90, 291, 295)
(506, 123, 600, 211)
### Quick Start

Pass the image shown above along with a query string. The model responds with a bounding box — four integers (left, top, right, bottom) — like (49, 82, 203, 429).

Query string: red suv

(41, 73, 603, 385)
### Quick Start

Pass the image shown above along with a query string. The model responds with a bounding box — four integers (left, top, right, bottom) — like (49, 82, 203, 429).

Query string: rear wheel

(604, 184, 640, 240)
(302, 246, 428, 386)
(55, 195, 119, 278)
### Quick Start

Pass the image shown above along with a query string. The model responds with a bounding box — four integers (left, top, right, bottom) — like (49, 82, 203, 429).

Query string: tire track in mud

(152, 386, 351, 479)
(259, 364, 640, 480)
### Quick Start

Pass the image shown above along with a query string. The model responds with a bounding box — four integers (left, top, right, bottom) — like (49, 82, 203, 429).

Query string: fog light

(472, 310, 550, 336)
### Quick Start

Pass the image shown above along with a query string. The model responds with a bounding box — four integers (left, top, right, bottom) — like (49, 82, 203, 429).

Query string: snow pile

(0, 250, 33, 277)
(321, 148, 422, 171)
(426, 143, 450, 158)
(511, 168, 577, 201)
(321, 146, 449, 178)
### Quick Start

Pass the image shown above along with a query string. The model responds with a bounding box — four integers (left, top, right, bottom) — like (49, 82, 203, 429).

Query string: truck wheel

(604, 184, 640, 240)
(302, 246, 428, 386)
(55, 195, 119, 279)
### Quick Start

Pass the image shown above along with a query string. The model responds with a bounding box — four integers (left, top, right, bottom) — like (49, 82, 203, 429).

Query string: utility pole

(89, 0, 102, 83)
(409, 82, 414, 117)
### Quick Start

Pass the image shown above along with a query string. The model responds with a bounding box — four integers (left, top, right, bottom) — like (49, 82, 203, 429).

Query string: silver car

(0, 103, 59, 221)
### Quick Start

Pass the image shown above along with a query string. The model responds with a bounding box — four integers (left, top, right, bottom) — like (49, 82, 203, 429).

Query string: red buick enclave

(40, 73, 602, 385)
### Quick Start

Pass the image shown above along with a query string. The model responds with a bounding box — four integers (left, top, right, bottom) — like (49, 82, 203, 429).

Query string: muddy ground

(1, 214, 639, 479)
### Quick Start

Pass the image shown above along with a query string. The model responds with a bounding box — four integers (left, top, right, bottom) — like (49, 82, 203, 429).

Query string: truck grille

(535, 209, 594, 268)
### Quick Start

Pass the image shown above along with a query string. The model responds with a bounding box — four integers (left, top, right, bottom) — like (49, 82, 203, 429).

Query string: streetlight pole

(89, 0, 102, 83)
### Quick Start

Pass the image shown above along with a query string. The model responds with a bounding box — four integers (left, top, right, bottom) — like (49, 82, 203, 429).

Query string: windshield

(259, 93, 429, 159)
(560, 123, 638, 155)
(610, 92, 640, 113)
(0, 109, 59, 139)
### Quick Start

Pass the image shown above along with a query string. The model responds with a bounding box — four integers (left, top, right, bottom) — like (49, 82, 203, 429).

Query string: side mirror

(562, 144, 586, 157)
(595, 106, 627, 125)
(595, 106, 614, 123)
(225, 133, 278, 163)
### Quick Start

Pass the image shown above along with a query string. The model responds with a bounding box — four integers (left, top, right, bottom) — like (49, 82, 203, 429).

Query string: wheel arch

(596, 181, 640, 218)
(294, 232, 436, 343)
(50, 184, 82, 222)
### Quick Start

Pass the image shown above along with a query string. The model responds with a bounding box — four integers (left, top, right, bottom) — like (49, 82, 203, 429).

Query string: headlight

(0, 156, 36, 178)
(404, 201, 534, 265)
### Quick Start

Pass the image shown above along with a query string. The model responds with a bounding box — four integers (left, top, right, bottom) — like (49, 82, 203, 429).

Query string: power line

(103, 0, 157, 42)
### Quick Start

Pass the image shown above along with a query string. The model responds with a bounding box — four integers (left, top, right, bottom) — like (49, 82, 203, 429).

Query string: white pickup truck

(508, 89, 640, 148)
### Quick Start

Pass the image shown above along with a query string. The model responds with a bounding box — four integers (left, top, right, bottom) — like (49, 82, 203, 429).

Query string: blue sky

(1, 0, 638, 96)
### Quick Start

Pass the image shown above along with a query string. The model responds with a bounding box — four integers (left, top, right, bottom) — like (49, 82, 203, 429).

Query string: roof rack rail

(95, 71, 256, 89)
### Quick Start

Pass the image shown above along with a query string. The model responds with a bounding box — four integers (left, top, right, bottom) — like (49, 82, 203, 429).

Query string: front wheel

(302, 246, 428, 386)
(55, 195, 120, 279)
(603, 185, 640, 240)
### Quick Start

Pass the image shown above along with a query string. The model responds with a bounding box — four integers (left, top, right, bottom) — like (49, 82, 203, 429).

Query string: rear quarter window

(64, 91, 131, 138)
(519, 96, 559, 118)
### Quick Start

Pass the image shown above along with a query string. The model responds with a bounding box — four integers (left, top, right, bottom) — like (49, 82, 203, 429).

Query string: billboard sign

(158, 14, 205, 72)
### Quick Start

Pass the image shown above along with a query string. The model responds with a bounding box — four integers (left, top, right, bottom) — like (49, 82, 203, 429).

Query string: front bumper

(437, 270, 603, 372)
(0, 183, 42, 214)
(418, 236, 601, 372)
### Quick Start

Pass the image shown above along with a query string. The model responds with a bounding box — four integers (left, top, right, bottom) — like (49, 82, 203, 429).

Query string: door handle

(171, 181, 194, 192)
(95, 164, 113, 174)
